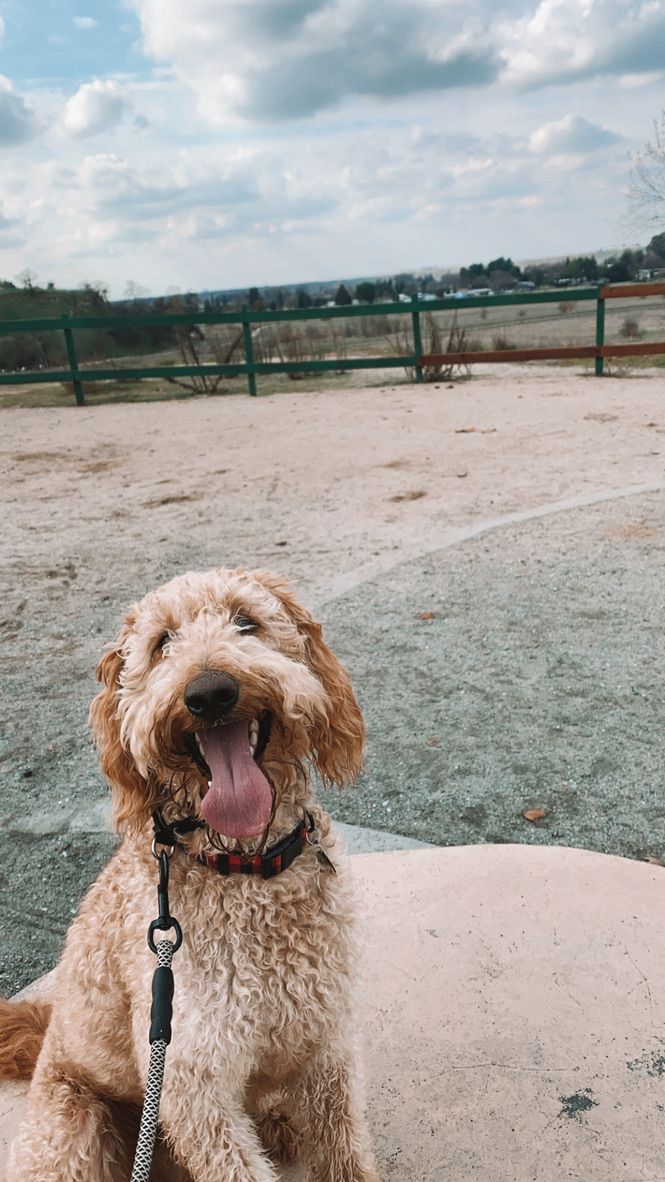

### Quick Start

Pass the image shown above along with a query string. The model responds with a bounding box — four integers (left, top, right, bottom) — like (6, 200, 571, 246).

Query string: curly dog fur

(1, 568, 379, 1182)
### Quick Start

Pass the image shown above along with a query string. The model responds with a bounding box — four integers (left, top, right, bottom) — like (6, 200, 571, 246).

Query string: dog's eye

(154, 632, 170, 654)
(235, 615, 258, 634)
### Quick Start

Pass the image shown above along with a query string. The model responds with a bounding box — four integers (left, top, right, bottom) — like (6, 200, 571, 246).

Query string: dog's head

(89, 568, 364, 841)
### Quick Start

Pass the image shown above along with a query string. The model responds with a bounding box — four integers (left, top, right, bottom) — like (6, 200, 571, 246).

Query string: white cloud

(618, 70, 665, 88)
(129, 0, 500, 122)
(0, 76, 40, 146)
(502, 0, 665, 86)
(62, 80, 127, 137)
(73, 16, 98, 30)
(529, 114, 621, 155)
(127, 0, 665, 123)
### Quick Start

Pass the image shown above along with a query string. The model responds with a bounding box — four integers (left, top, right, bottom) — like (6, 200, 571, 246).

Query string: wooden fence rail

(0, 283, 663, 405)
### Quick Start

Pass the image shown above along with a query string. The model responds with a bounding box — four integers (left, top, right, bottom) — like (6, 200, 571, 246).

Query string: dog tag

(316, 847, 337, 874)
(305, 822, 337, 874)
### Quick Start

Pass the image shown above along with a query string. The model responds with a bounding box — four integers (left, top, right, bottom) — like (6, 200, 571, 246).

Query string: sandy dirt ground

(2, 362, 665, 991)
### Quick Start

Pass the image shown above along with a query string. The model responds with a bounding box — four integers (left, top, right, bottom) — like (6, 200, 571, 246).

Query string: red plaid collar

(197, 814, 313, 879)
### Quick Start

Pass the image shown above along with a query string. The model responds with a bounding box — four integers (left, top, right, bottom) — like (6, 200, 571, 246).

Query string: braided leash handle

(131, 842, 183, 1182)
(130, 938, 174, 1182)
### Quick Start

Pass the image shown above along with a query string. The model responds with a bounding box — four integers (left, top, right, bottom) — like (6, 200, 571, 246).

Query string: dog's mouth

(184, 713, 273, 839)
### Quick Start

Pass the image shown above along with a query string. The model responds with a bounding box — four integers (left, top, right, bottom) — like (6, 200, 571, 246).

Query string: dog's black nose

(184, 670, 240, 721)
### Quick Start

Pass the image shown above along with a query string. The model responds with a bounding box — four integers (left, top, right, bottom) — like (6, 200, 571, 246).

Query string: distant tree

(354, 282, 376, 304)
(393, 272, 416, 296)
(418, 272, 436, 293)
(488, 269, 519, 291)
(631, 112, 665, 229)
(608, 261, 630, 283)
(460, 265, 488, 287)
(605, 249, 643, 283)
(562, 255, 598, 282)
(643, 247, 664, 269)
(90, 279, 110, 301)
(125, 280, 149, 302)
(647, 231, 665, 258)
(375, 278, 397, 300)
(16, 268, 38, 290)
(487, 256, 522, 279)
(605, 257, 630, 283)
(334, 284, 352, 306)
(248, 286, 265, 310)
(522, 266, 545, 286)
(296, 288, 312, 309)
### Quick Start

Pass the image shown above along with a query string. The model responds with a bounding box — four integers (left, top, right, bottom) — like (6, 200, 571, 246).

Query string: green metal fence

(1, 284, 664, 405)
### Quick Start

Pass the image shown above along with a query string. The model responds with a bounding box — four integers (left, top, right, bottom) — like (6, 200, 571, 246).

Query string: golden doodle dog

(0, 568, 379, 1182)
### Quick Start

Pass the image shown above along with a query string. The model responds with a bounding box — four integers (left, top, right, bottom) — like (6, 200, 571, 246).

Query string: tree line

(236, 233, 665, 311)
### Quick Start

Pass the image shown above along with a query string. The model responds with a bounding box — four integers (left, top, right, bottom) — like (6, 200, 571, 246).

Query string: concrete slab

(4, 843, 665, 1180)
(336, 821, 434, 854)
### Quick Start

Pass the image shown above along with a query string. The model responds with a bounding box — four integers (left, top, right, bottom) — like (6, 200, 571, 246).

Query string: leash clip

(147, 848, 183, 954)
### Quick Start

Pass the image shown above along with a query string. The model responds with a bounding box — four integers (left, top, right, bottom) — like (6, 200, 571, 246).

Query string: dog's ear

(88, 613, 156, 832)
(253, 572, 365, 786)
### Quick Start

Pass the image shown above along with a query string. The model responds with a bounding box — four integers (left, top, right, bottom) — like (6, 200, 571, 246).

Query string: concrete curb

(0, 801, 433, 856)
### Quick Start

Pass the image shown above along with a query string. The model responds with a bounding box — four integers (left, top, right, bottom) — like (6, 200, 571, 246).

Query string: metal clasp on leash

(148, 843, 183, 954)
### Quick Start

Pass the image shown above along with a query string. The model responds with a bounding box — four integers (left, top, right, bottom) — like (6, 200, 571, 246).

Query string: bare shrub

(490, 330, 516, 351)
(619, 317, 641, 339)
(559, 301, 574, 315)
(361, 315, 389, 337)
(630, 110, 665, 228)
(388, 311, 472, 381)
(602, 357, 636, 377)
(167, 326, 239, 394)
(251, 321, 348, 380)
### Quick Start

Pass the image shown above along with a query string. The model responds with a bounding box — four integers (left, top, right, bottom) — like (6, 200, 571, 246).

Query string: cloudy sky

(0, 0, 662, 297)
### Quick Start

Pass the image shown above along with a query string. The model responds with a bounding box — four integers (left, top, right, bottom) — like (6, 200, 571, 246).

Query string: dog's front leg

(159, 1068, 279, 1182)
(290, 1050, 380, 1182)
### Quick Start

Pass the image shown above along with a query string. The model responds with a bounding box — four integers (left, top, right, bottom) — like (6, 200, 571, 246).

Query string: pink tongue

(198, 720, 273, 838)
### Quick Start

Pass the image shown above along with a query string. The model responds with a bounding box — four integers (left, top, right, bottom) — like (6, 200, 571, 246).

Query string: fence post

(595, 292, 605, 377)
(62, 316, 85, 405)
(241, 305, 257, 396)
(411, 295, 424, 383)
